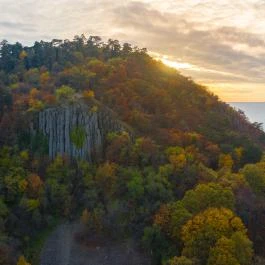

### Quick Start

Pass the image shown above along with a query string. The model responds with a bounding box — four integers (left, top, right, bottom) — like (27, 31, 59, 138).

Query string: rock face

(37, 102, 129, 161)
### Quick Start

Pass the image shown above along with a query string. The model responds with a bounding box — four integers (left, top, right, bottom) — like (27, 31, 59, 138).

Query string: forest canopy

(0, 35, 265, 265)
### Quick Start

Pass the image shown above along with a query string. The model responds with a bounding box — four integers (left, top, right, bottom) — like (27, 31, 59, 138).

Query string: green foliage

(59, 65, 96, 90)
(207, 237, 240, 265)
(168, 256, 193, 265)
(24, 68, 40, 85)
(20, 198, 40, 212)
(142, 226, 171, 264)
(55, 85, 75, 102)
(230, 232, 253, 265)
(31, 132, 48, 155)
(70, 126, 86, 149)
(0, 199, 8, 218)
(46, 156, 74, 215)
(241, 163, 265, 195)
(207, 233, 253, 265)
(23, 217, 60, 265)
(154, 201, 192, 242)
(127, 170, 145, 201)
(242, 144, 263, 165)
(181, 183, 235, 214)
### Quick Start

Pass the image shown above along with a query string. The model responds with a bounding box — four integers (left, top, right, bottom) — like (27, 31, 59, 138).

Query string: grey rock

(37, 102, 131, 161)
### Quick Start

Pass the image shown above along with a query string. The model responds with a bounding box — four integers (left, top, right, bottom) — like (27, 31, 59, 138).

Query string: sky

(1, 0, 265, 102)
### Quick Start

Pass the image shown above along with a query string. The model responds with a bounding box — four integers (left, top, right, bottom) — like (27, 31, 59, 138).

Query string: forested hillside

(1, 35, 265, 265)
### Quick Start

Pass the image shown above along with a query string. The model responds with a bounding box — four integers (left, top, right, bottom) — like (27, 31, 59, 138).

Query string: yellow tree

(218, 154, 234, 171)
(81, 208, 90, 226)
(181, 208, 251, 265)
(207, 233, 252, 265)
(207, 237, 240, 265)
(95, 162, 117, 201)
(17, 256, 31, 265)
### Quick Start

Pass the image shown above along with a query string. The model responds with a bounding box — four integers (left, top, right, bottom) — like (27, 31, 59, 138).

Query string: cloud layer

(1, 0, 265, 101)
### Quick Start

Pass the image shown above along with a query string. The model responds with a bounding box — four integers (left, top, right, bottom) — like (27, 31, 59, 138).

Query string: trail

(40, 222, 150, 265)
(40, 223, 78, 265)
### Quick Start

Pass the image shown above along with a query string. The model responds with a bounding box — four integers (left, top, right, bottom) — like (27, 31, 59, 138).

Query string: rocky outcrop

(36, 102, 130, 161)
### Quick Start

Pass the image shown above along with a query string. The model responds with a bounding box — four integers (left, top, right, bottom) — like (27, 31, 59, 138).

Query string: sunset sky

(1, 0, 265, 102)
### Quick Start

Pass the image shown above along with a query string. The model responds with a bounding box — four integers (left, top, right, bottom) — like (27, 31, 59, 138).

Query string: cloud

(1, 0, 265, 100)
(110, 1, 265, 85)
(0, 21, 35, 31)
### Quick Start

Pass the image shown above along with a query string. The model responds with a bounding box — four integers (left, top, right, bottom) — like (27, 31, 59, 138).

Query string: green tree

(70, 126, 86, 149)
(127, 170, 144, 201)
(231, 232, 253, 265)
(168, 256, 193, 265)
(207, 233, 252, 265)
(154, 201, 192, 241)
(181, 183, 235, 214)
(55, 85, 75, 102)
(46, 156, 73, 215)
(0, 199, 8, 218)
(142, 226, 170, 264)
(241, 163, 265, 195)
(207, 237, 240, 265)
(95, 162, 117, 202)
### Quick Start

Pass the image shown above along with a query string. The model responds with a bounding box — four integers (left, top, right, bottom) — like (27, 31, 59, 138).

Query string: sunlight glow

(160, 58, 194, 70)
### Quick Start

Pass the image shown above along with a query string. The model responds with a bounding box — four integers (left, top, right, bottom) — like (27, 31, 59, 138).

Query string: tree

(242, 144, 262, 165)
(166, 147, 187, 171)
(95, 162, 117, 201)
(17, 256, 31, 265)
(28, 88, 45, 111)
(207, 233, 252, 265)
(181, 183, 235, 214)
(26, 174, 43, 198)
(24, 68, 40, 85)
(154, 202, 191, 241)
(40, 71, 50, 83)
(83, 89, 95, 100)
(55, 85, 75, 102)
(218, 154, 234, 171)
(59, 65, 95, 90)
(46, 156, 73, 215)
(181, 208, 249, 264)
(142, 226, 170, 264)
(207, 237, 240, 265)
(230, 232, 253, 265)
(20, 198, 40, 212)
(127, 171, 144, 201)
(0, 199, 8, 218)
(81, 208, 90, 225)
(168, 256, 193, 265)
(106, 132, 131, 164)
(80, 207, 104, 232)
(19, 50, 27, 60)
(240, 163, 265, 195)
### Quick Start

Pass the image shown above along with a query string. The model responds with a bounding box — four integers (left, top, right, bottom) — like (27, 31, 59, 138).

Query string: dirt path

(40, 223, 77, 265)
(40, 223, 151, 265)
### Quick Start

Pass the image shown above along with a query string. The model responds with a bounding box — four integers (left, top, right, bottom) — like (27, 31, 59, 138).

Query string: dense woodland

(1, 35, 265, 265)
